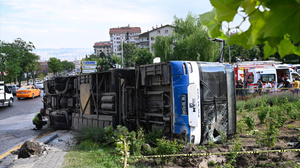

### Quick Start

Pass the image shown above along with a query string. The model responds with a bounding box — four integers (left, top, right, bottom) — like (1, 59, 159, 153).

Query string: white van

(0, 81, 14, 106)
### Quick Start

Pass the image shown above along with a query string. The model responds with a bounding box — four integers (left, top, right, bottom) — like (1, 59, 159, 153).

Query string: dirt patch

(135, 118, 300, 167)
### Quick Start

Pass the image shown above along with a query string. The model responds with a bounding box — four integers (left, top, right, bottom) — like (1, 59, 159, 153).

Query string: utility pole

(121, 35, 124, 68)
(229, 45, 231, 63)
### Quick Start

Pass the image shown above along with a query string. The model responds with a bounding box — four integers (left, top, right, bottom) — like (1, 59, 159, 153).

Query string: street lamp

(121, 35, 124, 68)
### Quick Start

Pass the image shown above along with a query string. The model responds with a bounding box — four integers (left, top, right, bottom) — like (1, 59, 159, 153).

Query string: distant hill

(33, 48, 94, 61)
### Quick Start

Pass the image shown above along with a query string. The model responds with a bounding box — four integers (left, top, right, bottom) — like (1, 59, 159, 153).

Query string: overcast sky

(0, 0, 215, 49)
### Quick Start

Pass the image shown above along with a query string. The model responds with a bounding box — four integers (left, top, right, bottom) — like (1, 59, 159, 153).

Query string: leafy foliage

(152, 13, 220, 62)
(200, 0, 300, 58)
(244, 116, 255, 130)
(0, 38, 40, 85)
(154, 137, 183, 155)
(48, 57, 62, 75)
(132, 48, 154, 65)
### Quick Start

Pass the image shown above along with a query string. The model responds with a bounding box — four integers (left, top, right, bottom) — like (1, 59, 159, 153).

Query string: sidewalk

(0, 130, 75, 168)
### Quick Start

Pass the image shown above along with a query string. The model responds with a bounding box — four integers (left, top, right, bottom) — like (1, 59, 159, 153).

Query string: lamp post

(121, 35, 124, 68)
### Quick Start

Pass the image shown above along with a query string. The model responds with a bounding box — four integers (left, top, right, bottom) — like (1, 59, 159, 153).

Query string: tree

(0, 41, 11, 81)
(199, 0, 300, 58)
(61, 61, 75, 71)
(152, 36, 174, 62)
(173, 13, 220, 61)
(223, 44, 261, 62)
(119, 42, 136, 67)
(133, 48, 154, 65)
(8, 38, 36, 86)
(152, 13, 220, 62)
(48, 57, 62, 75)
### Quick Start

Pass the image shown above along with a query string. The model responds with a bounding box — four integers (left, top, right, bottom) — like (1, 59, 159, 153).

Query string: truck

(0, 81, 14, 107)
(43, 61, 236, 145)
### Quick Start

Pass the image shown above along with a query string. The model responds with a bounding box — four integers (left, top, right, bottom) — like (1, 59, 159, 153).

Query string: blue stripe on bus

(170, 61, 190, 140)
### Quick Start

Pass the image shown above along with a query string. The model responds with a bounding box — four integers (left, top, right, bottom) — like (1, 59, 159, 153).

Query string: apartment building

(138, 24, 174, 53)
(109, 25, 141, 56)
(93, 41, 112, 56)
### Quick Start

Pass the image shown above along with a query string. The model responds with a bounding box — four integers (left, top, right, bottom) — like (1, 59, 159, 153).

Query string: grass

(64, 140, 123, 168)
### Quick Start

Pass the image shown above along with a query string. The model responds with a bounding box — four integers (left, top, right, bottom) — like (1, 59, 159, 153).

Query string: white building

(109, 25, 141, 56)
(93, 41, 112, 56)
(137, 24, 174, 53)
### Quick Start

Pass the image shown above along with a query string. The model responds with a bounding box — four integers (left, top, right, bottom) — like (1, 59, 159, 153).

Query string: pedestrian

(237, 79, 245, 97)
(283, 77, 290, 91)
(32, 108, 48, 130)
(264, 80, 272, 94)
(257, 79, 263, 96)
(294, 78, 299, 97)
(271, 79, 277, 94)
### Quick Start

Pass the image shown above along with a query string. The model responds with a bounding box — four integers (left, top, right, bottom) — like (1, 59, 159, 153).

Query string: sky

(0, 0, 214, 49)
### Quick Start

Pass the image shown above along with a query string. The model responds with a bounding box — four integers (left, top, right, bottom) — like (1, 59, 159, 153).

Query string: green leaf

(200, 9, 222, 38)
(210, 0, 241, 22)
(241, 0, 257, 14)
(277, 35, 299, 58)
(263, 0, 300, 43)
(227, 28, 254, 49)
(248, 10, 269, 45)
(263, 41, 277, 58)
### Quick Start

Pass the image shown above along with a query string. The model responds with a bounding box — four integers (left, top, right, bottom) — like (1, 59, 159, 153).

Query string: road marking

(0, 130, 56, 160)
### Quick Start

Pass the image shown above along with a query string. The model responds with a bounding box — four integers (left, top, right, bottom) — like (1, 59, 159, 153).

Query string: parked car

(16, 85, 40, 100)
(35, 82, 44, 90)
(7, 84, 19, 95)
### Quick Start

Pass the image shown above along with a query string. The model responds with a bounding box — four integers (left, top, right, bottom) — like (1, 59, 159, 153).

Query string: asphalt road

(0, 91, 53, 156)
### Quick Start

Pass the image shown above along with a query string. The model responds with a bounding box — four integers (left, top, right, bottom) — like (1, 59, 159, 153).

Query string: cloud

(0, 0, 213, 48)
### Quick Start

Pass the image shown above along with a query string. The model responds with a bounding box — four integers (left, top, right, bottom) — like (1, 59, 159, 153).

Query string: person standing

(264, 80, 272, 94)
(283, 77, 290, 91)
(237, 79, 245, 97)
(257, 79, 263, 96)
(294, 78, 299, 97)
(271, 79, 277, 94)
(32, 108, 48, 130)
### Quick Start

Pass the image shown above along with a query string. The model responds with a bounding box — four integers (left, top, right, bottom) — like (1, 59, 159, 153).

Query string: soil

(135, 115, 300, 168)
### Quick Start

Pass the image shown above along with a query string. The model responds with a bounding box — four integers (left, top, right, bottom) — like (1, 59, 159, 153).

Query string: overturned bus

(43, 61, 236, 144)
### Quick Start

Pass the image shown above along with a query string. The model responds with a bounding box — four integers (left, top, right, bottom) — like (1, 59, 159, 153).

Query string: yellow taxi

(17, 85, 41, 100)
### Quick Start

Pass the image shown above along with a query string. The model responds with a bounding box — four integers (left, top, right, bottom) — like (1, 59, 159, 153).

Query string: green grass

(64, 140, 122, 168)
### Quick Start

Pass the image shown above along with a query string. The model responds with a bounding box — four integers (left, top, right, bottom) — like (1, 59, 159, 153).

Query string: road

(0, 92, 53, 156)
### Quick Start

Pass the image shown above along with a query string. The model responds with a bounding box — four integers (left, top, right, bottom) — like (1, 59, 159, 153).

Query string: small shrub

(258, 106, 269, 123)
(131, 127, 145, 156)
(104, 126, 115, 144)
(225, 138, 242, 167)
(236, 101, 246, 113)
(145, 128, 163, 147)
(208, 160, 216, 167)
(207, 140, 216, 148)
(244, 116, 255, 130)
(154, 137, 183, 155)
(244, 99, 256, 111)
(236, 120, 247, 134)
(197, 145, 207, 150)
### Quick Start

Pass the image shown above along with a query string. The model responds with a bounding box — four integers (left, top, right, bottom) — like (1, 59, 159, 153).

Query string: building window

(157, 30, 160, 34)
(165, 30, 168, 34)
